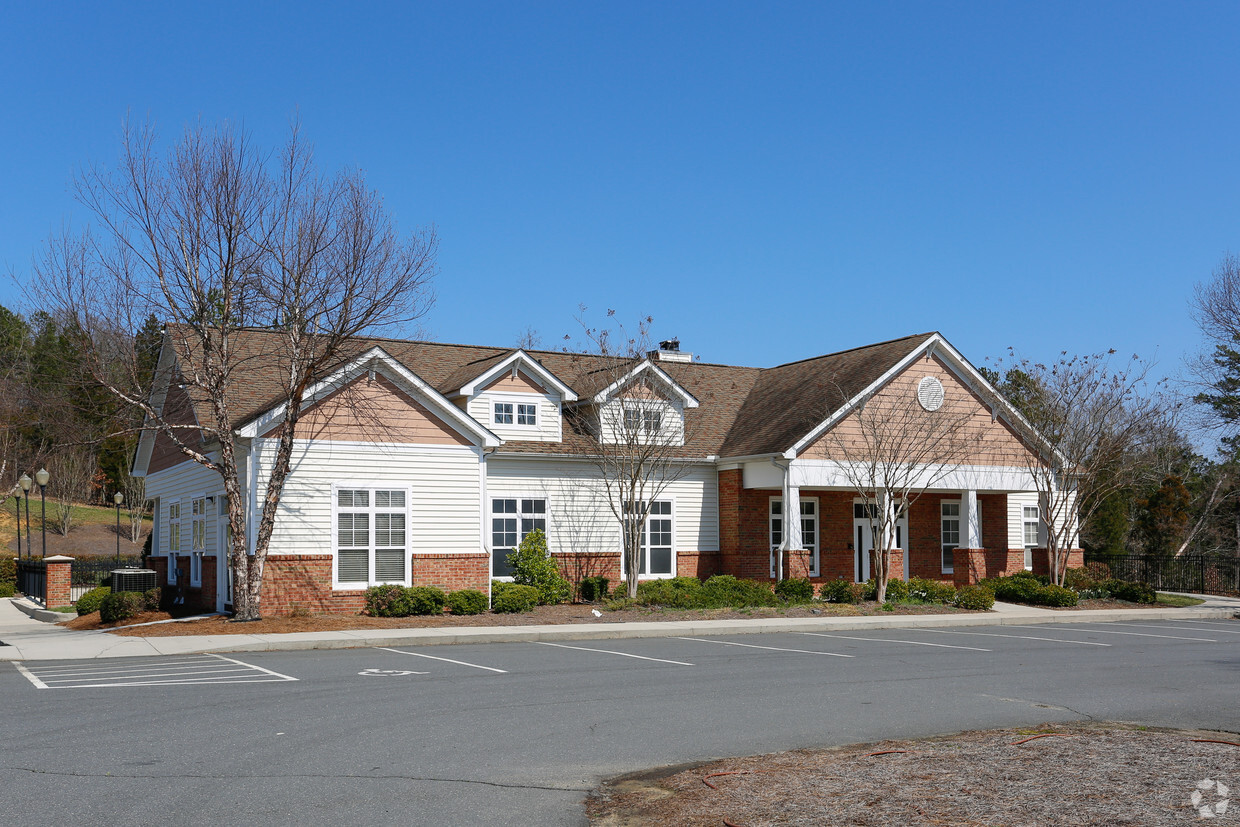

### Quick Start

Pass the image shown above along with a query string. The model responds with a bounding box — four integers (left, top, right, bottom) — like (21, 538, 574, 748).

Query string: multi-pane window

(638, 500, 673, 576)
(941, 502, 960, 573)
(191, 496, 207, 552)
(517, 403, 537, 425)
(623, 404, 662, 435)
(494, 402, 538, 426)
(335, 488, 408, 586)
(493, 402, 513, 424)
(491, 498, 547, 577)
(167, 501, 181, 554)
(770, 498, 819, 576)
(190, 551, 204, 588)
(1022, 505, 1040, 570)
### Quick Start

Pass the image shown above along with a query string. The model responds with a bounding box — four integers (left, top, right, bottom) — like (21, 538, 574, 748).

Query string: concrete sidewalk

(2, 593, 1238, 661)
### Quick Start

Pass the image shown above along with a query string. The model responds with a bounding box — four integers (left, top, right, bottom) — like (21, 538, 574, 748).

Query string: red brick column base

(45, 555, 73, 607)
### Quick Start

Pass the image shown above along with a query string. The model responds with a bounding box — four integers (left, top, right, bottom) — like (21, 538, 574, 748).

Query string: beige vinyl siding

(251, 438, 482, 557)
(486, 457, 718, 554)
(469, 392, 562, 443)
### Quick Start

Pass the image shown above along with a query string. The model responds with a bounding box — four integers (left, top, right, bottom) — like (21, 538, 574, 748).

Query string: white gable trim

(585, 359, 700, 408)
(236, 346, 501, 447)
(787, 333, 1063, 465)
(454, 350, 578, 401)
(132, 335, 183, 478)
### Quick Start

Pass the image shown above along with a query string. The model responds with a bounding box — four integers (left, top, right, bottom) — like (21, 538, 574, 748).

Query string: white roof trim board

(453, 349, 579, 401)
(237, 346, 502, 447)
(587, 359, 700, 408)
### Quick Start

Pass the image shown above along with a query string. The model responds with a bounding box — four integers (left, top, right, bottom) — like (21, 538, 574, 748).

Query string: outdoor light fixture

(12, 484, 20, 561)
(18, 473, 31, 562)
(114, 491, 124, 568)
(34, 468, 49, 560)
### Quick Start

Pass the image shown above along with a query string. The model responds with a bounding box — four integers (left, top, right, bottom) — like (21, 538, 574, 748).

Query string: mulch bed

(587, 722, 1240, 826)
(63, 601, 974, 636)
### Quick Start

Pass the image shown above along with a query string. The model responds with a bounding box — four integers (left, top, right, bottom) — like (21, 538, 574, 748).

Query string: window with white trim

(493, 401, 538, 427)
(624, 500, 674, 577)
(167, 501, 181, 555)
(623, 403, 662, 435)
(491, 498, 547, 578)
(191, 496, 207, 554)
(941, 502, 960, 574)
(190, 551, 204, 588)
(770, 498, 819, 576)
(335, 488, 409, 586)
(1022, 505, 1040, 570)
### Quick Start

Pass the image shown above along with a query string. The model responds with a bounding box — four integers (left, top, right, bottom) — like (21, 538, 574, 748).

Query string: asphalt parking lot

(4, 619, 1239, 825)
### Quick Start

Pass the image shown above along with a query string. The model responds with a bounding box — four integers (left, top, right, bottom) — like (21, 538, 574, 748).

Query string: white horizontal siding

(486, 457, 718, 554)
(469, 392, 562, 442)
(145, 454, 228, 557)
(598, 398, 685, 446)
(252, 439, 482, 557)
(1007, 491, 1037, 549)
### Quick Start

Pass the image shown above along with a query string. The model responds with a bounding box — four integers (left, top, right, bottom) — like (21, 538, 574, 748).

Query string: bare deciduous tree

(39, 119, 437, 620)
(812, 372, 981, 603)
(565, 314, 700, 599)
(992, 351, 1173, 585)
(47, 447, 96, 536)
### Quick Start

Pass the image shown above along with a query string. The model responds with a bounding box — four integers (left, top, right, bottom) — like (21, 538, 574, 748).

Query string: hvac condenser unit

(112, 569, 157, 593)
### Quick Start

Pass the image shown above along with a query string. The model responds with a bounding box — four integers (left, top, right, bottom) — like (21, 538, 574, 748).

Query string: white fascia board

(236, 346, 502, 448)
(588, 359, 700, 408)
(132, 335, 181, 477)
(788, 335, 940, 457)
(455, 350, 578, 401)
(788, 458, 1041, 492)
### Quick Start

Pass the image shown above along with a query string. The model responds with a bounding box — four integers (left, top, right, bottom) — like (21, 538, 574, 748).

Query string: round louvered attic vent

(917, 376, 944, 411)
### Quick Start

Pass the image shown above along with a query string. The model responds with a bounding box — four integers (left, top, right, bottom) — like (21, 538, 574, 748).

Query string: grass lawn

(0, 500, 151, 533)
(1155, 592, 1206, 607)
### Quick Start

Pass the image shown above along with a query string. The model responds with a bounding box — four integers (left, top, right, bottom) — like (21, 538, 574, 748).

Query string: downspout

(771, 457, 790, 582)
(482, 446, 498, 608)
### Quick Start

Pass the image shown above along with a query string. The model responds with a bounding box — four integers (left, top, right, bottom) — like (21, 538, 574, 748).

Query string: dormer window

(494, 401, 538, 427)
(624, 404, 662, 435)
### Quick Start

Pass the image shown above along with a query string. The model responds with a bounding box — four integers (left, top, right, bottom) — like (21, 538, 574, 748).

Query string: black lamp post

(34, 468, 49, 560)
(18, 473, 31, 561)
(113, 491, 124, 568)
(11, 486, 19, 560)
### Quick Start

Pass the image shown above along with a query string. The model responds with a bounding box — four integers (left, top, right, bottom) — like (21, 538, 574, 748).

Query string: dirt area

(587, 722, 1240, 826)
(63, 600, 974, 636)
(1, 520, 145, 558)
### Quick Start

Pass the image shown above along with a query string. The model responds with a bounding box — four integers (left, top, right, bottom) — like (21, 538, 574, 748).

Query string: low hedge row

(364, 585, 489, 617)
(98, 589, 160, 623)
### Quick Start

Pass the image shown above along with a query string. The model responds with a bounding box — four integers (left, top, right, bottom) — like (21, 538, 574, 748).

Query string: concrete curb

(9, 598, 75, 624)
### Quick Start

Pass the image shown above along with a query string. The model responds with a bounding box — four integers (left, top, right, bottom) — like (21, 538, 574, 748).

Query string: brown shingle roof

(161, 325, 936, 459)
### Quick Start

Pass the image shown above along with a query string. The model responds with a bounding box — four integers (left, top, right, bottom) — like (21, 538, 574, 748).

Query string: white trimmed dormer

(582, 359, 698, 448)
(451, 351, 576, 444)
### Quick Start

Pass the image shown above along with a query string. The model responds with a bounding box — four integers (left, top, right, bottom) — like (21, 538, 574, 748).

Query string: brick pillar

(45, 555, 73, 608)
(951, 548, 986, 587)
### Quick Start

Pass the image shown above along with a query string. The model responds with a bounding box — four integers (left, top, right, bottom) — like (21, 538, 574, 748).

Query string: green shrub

(1103, 579, 1156, 604)
(955, 585, 995, 610)
(987, 575, 1041, 603)
(1063, 567, 1099, 592)
(0, 581, 15, 598)
(365, 584, 412, 617)
(775, 578, 815, 604)
(446, 589, 487, 615)
(578, 576, 610, 602)
(864, 577, 908, 602)
(908, 577, 957, 605)
(636, 576, 704, 608)
(0, 554, 15, 586)
(75, 586, 111, 616)
(491, 582, 540, 613)
(99, 591, 146, 623)
(1036, 584, 1078, 607)
(143, 587, 161, 612)
(1009, 569, 1049, 585)
(406, 586, 447, 616)
(818, 578, 859, 604)
(509, 529, 571, 605)
(701, 575, 777, 608)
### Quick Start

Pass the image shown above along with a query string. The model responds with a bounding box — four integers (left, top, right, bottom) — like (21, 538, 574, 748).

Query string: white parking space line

(1169, 619, 1240, 630)
(378, 648, 508, 673)
(918, 629, 1111, 646)
(796, 632, 991, 652)
(12, 653, 297, 689)
(1100, 622, 1240, 635)
(534, 642, 694, 666)
(675, 637, 854, 658)
(1005, 624, 1217, 642)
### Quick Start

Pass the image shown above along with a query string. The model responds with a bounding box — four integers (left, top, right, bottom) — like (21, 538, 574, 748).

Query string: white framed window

(941, 502, 960, 574)
(190, 551, 204, 588)
(191, 496, 207, 553)
(493, 400, 539, 428)
(167, 501, 181, 555)
(333, 487, 410, 587)
(167, 552, 178, 585)
(1022, 505, 1040, 570)
(623, 403, 662, 435)
(770, 497, 819, 577)
(491, 498, 547, 578)
(624, 499, 674, 578)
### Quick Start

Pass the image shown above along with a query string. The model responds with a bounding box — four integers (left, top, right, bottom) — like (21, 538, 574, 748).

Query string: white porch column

(961, 489, 981, 549)
(779, 467, 802, 580)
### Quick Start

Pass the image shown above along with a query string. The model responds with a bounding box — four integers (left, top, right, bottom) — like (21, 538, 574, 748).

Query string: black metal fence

(16, 559, 46, 605)
(1083, 553, 1240, 597)
(70, 556, 145, 602)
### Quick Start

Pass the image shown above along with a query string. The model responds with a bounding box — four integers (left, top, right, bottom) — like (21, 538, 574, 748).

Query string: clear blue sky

(1, 1, 1236, 373)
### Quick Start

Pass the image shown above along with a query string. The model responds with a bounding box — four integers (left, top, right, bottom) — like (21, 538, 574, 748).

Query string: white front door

(853, 503, 908, 583)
